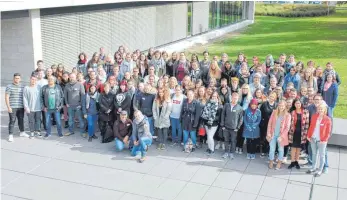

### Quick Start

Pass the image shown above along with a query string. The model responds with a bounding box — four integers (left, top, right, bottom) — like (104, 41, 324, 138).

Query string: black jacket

(222, 68, 237, 86)
(180, 99, 200, 131)
(259, 101, 278, 138)
(139, 93, 155, 117)
(114, 91, 132, 116)
(166, 59, 177, 77)
(220, 103, 244, 130)
(99, 92, 114, 122)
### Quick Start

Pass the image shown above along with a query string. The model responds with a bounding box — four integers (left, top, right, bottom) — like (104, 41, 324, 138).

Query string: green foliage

(187, 9, 347, 118)
(255, 3, 336, 17)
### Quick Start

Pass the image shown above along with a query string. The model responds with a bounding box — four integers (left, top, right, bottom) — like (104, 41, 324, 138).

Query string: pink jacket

(267, 111, 291, 146)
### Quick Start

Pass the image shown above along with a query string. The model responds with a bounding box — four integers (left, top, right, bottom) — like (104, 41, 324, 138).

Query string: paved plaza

(1, 110, 347, 200)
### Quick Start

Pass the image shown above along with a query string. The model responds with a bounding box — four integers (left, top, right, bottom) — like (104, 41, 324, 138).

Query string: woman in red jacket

(306, 104, 332, 177)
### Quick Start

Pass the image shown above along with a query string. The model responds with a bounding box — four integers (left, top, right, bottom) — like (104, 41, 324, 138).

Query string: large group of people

(5, 46, 339, 171)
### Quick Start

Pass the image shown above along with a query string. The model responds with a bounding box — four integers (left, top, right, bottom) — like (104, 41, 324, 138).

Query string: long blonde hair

(273, 100, 288, 118)
(209, 61, 221, 79)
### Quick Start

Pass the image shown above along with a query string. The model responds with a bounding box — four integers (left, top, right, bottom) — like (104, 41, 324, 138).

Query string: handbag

(198, 124, 206, 136)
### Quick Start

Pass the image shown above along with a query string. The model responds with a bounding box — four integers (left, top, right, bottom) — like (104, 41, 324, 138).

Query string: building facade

(1, 1, 255, 85)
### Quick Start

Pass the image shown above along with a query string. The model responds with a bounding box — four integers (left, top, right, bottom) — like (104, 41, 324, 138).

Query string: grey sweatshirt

(23, 85, 42, 112)
(64, 81, 85, 107)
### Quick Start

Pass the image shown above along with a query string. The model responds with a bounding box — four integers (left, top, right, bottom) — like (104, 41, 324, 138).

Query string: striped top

(5, 83, 24, 108)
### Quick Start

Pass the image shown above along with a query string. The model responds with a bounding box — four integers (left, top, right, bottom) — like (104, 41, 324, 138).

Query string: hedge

(255, 3, 336, 17)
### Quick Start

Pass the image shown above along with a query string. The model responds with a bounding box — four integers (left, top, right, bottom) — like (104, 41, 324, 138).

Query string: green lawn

(187, 8, 347, 118)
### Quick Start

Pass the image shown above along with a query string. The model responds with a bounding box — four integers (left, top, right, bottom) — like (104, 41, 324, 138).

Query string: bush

(255, 3, 336, 17)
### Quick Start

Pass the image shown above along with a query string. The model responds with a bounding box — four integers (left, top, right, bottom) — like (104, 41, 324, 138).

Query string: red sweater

(307, 113, 332, 142)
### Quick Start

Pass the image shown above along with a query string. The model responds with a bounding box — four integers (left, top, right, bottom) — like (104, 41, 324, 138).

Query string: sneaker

(251, 154, 256, 160)
(44, 134, 51, 139)
(180, 142, 184, 146)
(282, 157, 288, 164)
(323, 167, 329, 174)
(235, 147, 239, 154)
(35, 132, 43, 137)
(246, 154, 251, 159)
(222, 153, 229, 159)
(239, 148, 243, 154)
(222, 143, 225, 151)
(30, 132, 35, 138)
(229, 153, 234, 160)
(196, 143, 201, 149)
(19, 132, 30, 138)
(157, 144, 162, 150)
(215, 142, 221, 150)
(191, 147, 195, 152)
(92, 135, 98, 139)
(64, 132, 74, 136)
(88, 137, 92, 142)
(306, 169, 316, 174)
(59, 135, 64, 138)
(64, 121, 69, 128)
(139, 157, 146, 163)
(171, 142, 178, 147)
(260, 153, 266, 158)
(314, 171, 322, 177)
(81, 133, 88, 138)
(8, 134, 14, 142)
(161, 144, 166, 150)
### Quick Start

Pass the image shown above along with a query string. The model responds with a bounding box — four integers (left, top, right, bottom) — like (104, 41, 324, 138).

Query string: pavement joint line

(2, 169, 162, 200)
(1, 193, 33, 200)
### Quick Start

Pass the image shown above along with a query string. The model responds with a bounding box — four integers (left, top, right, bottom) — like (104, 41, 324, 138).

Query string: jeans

(246, 138, 259, 154)
(87, 114, 98, 137)
(157, 128, 168, 144)
(308, 141, 329, 168)
(269, 135, 284, 161)
(310, 138, 328, 172)
(223, 129, 237, 153)
(205, 125, 218, 151)
(45, 109, 62, 136)
(115, 138, 125, 151)
(131, 137, 152, 158)
(27, 111, 41, 133)
(170, 117, 182, 143)
(327, 107, 334, 118)
(8, 108, 24, 134)
(147, 117, 155, 136)
(183, 130, 197, 146)
(68, 106, 85, 134)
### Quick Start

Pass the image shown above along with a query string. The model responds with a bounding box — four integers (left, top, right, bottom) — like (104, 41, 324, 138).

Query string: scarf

(78, 59, 87, 64)
(86, 92, 99, 109)
(249, 98, 258, 114)
(201, 100, 218, 126)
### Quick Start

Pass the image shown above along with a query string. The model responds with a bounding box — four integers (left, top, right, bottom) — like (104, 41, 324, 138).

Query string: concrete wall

(1, 11, 35, 85)
(192, 1, 209, 35)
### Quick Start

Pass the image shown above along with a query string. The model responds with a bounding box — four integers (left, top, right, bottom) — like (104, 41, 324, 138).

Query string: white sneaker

(215, 142, 221, 150)
(222, 143, 225, 151)
(8, 134, 14, 142)
(30, 132, 35, 138)
(19, 132, 30, 138)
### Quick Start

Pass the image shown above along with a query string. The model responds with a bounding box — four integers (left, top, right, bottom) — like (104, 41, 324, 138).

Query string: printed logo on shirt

(116, 94, 126, 105)
(173, 100, 181, 104)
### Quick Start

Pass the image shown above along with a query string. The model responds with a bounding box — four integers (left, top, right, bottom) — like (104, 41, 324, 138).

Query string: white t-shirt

(170, 95, 185, 119)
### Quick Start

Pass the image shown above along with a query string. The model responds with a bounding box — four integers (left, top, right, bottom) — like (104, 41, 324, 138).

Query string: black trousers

(236, 124, 245, 149)
(8, 108, 24, 134)
(246, 138, 259, 154)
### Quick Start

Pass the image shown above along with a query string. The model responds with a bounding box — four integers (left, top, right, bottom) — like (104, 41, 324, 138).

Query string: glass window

(208, 1, 245, 30)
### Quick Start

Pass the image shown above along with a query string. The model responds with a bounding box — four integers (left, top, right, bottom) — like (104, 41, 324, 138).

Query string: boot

(288, 161, 295, 169)
(295, 161, 301, 169)
(64, 121, 69, 128)
(269, 160, 274, 169)
(92, 135, 98, 139)
(276, 161, 282, 170)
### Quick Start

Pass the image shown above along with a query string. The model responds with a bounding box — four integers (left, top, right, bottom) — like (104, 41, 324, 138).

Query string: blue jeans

(170, 117, 182, 143)
(269, 135, 284, 161)
(68, 107, 85, 134)
(131, 137, 152, 158)
(327, 107, 334, 118)
(147, 117, 155, 136)
(45, 109, 62, 136)
(87, 114, 98, 137)
(183, 130, 197, 146)
(310, 138, 327, 172)
(115, 138, 125, 151)
(308, 142, 328, 168)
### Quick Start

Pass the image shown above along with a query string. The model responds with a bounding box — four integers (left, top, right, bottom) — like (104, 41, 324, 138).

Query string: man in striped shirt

(5, 73, 29, 142)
